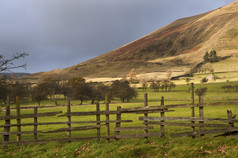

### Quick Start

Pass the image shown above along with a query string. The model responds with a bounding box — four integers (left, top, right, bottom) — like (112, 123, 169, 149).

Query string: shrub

(201, 77, 208, 84)
(195, 87, 207, 97)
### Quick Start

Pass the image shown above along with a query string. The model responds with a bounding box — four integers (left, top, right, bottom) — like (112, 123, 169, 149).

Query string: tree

(8, 81, 30, 102)
(50, 73, 72, 99)
(67, 76, 86, 88)
(203, 52, 209, 62)
(0, 53, 28, 107)
(91, 85, 110, 103)
(140, 78, 148, 92)
(127, 68, 138, 83)
(38, 77, 61, 105)
(72, 83, 92, 104)
(166, 70, 172, 81)
(67, 76, 93, 104)
(195, 87, 207, 103)
(123, 86, 137, 102)
(110, 80, 137, 102)
(0, 53, 28, 72)
(201, 77, 208, 84)
(185, 78, 191, 85)
(31, 76, 62, 106)
(150, 80, 159, 92)
(0, 77, 9, 103)
(161, 80, 169, 91)
(203, 50, 218, 63)
(160, 80, 175, 92)
(195, 87, 207, 96)
(168, 81, 176, 91)
(31, 84, 49, 106)
(0, 77, 30, 104)
(209, 50, 218, 63)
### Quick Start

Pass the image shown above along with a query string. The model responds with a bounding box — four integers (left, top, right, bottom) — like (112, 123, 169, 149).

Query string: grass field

(0, 82, 238, 158)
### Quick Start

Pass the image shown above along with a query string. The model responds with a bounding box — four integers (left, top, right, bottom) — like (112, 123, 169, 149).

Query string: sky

(0, 0, 235, 73)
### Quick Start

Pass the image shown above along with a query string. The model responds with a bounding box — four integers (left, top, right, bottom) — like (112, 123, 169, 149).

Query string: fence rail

(1, 83, 238, 145)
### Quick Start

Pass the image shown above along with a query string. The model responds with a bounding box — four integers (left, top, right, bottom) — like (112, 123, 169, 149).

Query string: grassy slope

(0, 82, 238, 157)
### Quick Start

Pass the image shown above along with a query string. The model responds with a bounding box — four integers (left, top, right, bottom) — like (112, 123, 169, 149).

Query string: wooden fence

(1, 84, 238, 145)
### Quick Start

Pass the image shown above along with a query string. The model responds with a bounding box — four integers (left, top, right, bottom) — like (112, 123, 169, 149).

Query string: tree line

(0, 76, 137, 106)
(150, 80, 176, 92)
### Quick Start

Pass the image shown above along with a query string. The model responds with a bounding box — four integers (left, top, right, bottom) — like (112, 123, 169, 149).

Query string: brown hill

(23, 0, 238, 82)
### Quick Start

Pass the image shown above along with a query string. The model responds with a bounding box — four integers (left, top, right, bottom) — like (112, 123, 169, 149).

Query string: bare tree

(166, 70, 172, 81)
(0, 53, 29, 111)
(168, 81, 176, 91)
(0, 52, 28, 72)
(140, 78, 148, 92)
(150, 80, 158, 92)
(149, 75, 159, 92)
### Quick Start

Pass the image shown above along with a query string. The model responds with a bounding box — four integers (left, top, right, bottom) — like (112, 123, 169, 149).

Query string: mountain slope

(23, 0, 238, 82)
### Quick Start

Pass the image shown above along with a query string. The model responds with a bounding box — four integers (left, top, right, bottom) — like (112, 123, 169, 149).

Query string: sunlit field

(0, 82, 238, 158)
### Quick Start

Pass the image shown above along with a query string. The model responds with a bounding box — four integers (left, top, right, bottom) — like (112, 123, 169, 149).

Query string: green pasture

(0, 82, 238, 157)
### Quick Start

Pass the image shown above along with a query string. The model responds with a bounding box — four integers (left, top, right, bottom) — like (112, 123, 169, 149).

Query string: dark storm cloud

(0, 0, 235, 73)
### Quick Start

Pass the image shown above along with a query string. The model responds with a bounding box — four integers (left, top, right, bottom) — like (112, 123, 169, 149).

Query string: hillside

(0, 73, 31, 79)
(22, 0, 238, 82)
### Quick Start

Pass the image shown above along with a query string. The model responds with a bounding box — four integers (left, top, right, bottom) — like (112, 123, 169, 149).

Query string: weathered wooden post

(144, 93, 148, 139)
(34, 107, 38, 141)
(115, 106, 121, 141)
(160, 96, 165, 137)
(96, 103, 101, 140)
(16, 96, 21, 142)
(199, 96, 204, 137)
(105, 94, 110, 142)
(190, 83, 195, 138)
(4, 96, 10, 143)
(227, 110, 234, 127)
(67, 99, 71, 142)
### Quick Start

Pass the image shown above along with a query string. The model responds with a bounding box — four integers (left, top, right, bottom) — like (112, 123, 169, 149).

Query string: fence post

(227, 110, 234, 127)
(16, 96, 21, 143)
(190, 83, 195, 138)
(199, 96, 204, 137)
(115, 106, 121, 141)
(34, 107, 38, 142)
(96, 103, 101, 140)
(4, 96, 10, 143)
(67, 99, 71, 142)
(105, 94, 110, 142)
(160, 96, 165, 137)
(144, 93, 148, 139)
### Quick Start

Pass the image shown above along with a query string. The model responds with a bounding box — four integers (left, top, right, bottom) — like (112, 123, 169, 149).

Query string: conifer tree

(203, 52, 209, 62)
